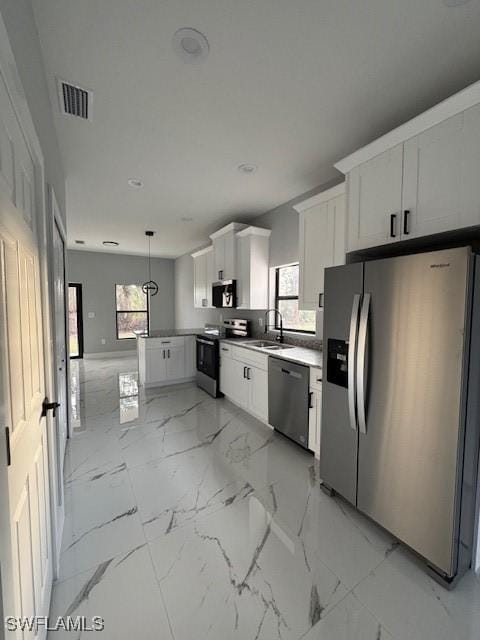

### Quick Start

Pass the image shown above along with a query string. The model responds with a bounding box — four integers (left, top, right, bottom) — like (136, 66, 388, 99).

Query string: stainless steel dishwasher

(268, 356, 309, 449)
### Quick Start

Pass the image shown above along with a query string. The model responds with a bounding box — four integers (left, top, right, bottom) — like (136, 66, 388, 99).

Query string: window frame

(68, 282, 84, 358)
(274, 264, 315, 335)
(115, 284, 150, 340)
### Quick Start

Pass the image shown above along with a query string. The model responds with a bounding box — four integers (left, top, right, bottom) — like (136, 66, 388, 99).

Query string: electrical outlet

(101, 338, 106, 345)
(88, 311, 95, 319)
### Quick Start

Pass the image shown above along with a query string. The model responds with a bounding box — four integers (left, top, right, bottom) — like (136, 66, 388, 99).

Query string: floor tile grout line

(145, 540, 177, 640)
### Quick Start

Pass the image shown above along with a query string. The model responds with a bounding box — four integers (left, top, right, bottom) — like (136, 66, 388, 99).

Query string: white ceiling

(32, 0, 480, 258)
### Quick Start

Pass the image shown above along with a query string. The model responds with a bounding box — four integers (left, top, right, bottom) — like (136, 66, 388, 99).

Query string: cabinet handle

(5, 427, 11, 466)
(403, 209, 410, 235)
(168, 349, 170, 359)
(318, 293, 324, 308)
(161, 341, 171, 344)
(246, 368, 251, 380)
(163, 350, 166, 359)
(221, 347, 229, 352)
(390, 213, 397, 238)
(219, 270, 223, 280)
(243, 366, 247, 379)
(309, 392, 314, 409)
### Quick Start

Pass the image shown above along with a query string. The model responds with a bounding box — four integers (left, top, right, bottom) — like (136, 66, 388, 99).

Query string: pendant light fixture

(142, 231, 159, 296)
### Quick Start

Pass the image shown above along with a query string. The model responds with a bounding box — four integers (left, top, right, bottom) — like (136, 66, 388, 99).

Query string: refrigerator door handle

(356, 293, 371, 435)
(348, 294, 361, 431)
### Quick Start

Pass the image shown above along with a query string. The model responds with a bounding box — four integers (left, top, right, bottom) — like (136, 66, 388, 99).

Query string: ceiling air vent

(57, 78, 92, 121)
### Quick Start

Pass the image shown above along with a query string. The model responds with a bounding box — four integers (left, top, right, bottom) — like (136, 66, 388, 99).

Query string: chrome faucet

(264, 309, 284, 343)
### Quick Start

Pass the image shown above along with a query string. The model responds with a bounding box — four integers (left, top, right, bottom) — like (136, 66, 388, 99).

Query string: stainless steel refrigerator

(320, 246, 480, 586)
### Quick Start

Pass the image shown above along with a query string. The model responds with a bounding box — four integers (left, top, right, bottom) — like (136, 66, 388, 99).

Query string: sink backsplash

(251, 326, 322, 351)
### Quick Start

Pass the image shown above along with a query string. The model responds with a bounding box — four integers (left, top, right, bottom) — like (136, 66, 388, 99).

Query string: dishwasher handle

(280, 367, 302, 379)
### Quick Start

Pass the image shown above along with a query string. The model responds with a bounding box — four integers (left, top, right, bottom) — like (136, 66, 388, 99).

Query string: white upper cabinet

(335, 82, 480, 251)
(347, 145, 404, 251)
(403, 106, 480, 238)
(236, 226, 271, 310)
(294, 183, 346, 310)
(210, 222, 247, 281)
(191, 246, 214, 309)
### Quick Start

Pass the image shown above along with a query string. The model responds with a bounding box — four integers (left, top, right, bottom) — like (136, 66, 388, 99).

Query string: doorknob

(41, 398, 60, 418)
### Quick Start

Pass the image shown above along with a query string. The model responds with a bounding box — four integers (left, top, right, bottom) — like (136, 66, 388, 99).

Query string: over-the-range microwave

(212, 280, 237, 308)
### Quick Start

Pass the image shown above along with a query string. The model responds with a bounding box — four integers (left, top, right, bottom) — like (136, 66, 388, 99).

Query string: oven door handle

(197, 338, 214, 346)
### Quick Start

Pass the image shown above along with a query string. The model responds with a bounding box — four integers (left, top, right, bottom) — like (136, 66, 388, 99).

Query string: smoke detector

(238, 163, 257, 175)
(173, 28, 210, 64)
(57, 78, 93, 120)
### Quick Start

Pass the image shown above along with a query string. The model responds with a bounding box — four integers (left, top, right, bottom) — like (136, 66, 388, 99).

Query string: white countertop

(221, 338, 323, 369)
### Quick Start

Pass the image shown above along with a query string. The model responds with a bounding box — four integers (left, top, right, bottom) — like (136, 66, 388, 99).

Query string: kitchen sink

(249, 341, 294, 350)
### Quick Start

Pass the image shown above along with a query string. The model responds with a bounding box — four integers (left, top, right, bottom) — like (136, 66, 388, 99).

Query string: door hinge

(5, 427, 11, 466)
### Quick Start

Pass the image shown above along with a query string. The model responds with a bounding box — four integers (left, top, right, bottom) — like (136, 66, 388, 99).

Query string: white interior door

(0, 22, 53, 638)
(52, 217, 68, 463)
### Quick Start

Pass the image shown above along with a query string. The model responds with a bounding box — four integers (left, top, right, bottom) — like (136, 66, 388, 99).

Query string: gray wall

(174, 178, 341, 340)
(0, 0, 66, 222)
(68, 250, 175, 355)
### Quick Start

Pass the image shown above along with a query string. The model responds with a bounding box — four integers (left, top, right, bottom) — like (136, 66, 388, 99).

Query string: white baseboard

(84, 350, 137, 359)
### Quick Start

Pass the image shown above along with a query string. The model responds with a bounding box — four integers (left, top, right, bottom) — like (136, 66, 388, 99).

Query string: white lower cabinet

(146, 347, 168, 384)
(220, 345, 269, 423)
(309, 367, 323, 459)
(138, 336, 195, 386)
(247, 366, 268, 423)
(165, 345, 186, 381)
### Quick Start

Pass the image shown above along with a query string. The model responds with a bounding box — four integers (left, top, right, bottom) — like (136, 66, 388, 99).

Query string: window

(115, 284, 149, 339)
(68, 283, 84, 358)
(274, 264, 316, 334)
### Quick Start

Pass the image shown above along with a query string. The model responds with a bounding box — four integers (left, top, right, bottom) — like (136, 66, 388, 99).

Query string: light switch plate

(88, 311, 95, 319)
(101, 338, 106, 345)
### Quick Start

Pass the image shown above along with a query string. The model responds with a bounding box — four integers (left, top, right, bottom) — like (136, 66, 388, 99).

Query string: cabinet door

(220, 355, 235, 397)
(347, 144, 404, 251)
(222, 358, 249, 408)
(308, 387, 322, 459)
(184, 337, 196, 378)
(146, 348, 168, 383)
(236, 235, 249, 309)
(299, 200, 335, 310)
(213, 236, 225, 281)
(166, 346, 186, 381)
(402, 114, 464, 239)
(223, 231, 236, 280)
(308, 388, 318, 453)
(205, 249, 214, 307)
(193, 253, 206, 308)
(248, 366, 268, 422)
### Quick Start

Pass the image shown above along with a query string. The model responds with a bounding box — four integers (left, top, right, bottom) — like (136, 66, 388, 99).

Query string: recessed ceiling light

(75, 240, 85, 245)
(103, 240, 119, 247)
(238, 163, 258, 175)
(443, 0, 471, 5)
(128, 178, 143, 188)
(181, 216, 194, 222)
(173, 28, 210, 64)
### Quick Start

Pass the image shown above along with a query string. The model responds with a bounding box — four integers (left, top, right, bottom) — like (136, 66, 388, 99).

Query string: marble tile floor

(49, 356, 480, 639)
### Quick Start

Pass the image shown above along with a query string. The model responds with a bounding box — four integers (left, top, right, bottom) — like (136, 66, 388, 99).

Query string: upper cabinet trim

(209, 222, 247, 240)
(335, 79, 480, 174)
(293, 182, 345, 213)
(236, 226, 272, 238)
(191, 245, 213, 258)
